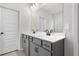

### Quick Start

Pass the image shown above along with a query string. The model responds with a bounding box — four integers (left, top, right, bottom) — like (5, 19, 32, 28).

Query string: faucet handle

(50, 29, 54, 33)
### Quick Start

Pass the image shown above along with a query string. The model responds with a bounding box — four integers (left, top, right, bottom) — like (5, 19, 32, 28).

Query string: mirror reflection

(31, 3, 64, 33)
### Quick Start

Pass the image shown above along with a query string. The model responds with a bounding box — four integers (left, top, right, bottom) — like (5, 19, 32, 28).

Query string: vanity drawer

(42, 40, 51, 51)
(28, 36, 33, 42)
(33, 37, 41, 46)
(21, 34, 24, 38)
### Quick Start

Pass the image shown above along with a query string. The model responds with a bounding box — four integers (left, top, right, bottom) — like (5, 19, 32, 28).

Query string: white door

(0, 7, 19, 54)
(0, 8, 3, 54)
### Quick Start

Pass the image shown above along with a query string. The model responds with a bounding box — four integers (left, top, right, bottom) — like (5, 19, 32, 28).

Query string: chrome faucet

(50, 29, 54, 33)
(44, 29, 54, 36)
(32, 29, 38, 34)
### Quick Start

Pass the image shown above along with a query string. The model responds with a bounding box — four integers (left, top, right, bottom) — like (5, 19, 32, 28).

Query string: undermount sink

(32, 32, 65, 39)
(35, 32, 46, 36)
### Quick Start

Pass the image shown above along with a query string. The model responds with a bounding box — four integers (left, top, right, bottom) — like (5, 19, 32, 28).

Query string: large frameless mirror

(30, 3, 64, 33)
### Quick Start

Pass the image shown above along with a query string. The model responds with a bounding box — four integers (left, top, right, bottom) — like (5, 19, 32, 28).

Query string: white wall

(64, 3, 78, 56)
(78, 4, 79, 56)
(64, 3, 74, 56)
(20, 7, 32, 33)
(73, 3, 79, 56)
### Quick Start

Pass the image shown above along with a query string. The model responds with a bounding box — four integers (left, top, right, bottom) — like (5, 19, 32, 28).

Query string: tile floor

(0, 50, 25, 56)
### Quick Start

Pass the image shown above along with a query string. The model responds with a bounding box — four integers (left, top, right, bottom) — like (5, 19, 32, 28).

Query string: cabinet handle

(35, 47, 39, 53)
(44, 44, 50, 47)
(52, 50, 54, 56)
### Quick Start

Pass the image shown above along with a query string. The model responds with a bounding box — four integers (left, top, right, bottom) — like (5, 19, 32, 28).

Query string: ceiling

(35, 3, 63, 14)
(0, 3, 28, 10)
(0, 3, 63, 13)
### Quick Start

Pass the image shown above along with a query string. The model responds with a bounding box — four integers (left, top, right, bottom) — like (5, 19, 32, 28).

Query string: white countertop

(22, 32, 65, 43)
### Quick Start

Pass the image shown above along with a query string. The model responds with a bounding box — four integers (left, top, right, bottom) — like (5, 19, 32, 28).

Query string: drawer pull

(24, 40, 26, 43)
(44, 44, 50, 47)
(35, 47, 39, 53)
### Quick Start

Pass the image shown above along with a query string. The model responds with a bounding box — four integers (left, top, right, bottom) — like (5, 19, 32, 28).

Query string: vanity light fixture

(30, 3, 38, 10)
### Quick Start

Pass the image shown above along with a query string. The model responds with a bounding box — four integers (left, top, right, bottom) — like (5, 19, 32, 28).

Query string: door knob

(1, 32, 4, 34)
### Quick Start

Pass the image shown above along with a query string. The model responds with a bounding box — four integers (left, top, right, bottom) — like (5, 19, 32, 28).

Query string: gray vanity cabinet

(30, 42, 39, 56)
(22, 34, 29, 56)
(30, 37, 51, 56)
(30, 41, 51, 56)
(25, 35, 29, 56)
(21, 34, 24, 48)
(33, 38, 41, 46)
(22, 34, 26, 53)
(39, 46, 51, 56)
(21, 34, 64, 56)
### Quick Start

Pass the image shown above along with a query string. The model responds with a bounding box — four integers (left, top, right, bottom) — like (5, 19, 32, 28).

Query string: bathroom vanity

(20, 3, 65, 56)
(21, 32, 65, 56)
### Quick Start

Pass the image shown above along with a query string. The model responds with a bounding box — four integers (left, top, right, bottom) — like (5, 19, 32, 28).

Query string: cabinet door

(25, 37, 29, 56)
(33, 37, 41, 46)
(39, 46, 51, 56)
(23, 38, 29, 56)
(30, 42, 39, 56)
(52, 40, 64, 56)
(21, 34, 24, 49)
(23, 38, 26, 50)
